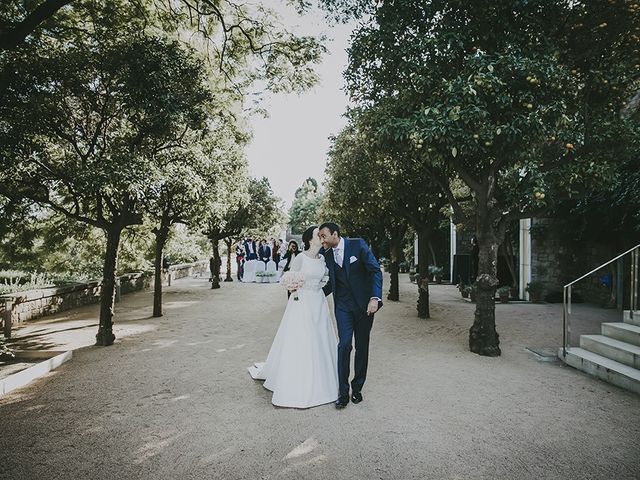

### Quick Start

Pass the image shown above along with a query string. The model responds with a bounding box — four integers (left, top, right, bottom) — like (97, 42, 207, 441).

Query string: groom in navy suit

(319, 222, 383, 409)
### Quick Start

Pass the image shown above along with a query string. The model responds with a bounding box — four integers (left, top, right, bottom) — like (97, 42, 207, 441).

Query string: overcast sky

(244, 4, 356, 209)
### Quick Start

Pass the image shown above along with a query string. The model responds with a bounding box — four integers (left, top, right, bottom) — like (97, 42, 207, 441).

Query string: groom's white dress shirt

(333, 237, 345, 268)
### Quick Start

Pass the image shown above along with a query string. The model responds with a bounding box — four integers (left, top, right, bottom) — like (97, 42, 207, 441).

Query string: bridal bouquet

(280, 272, 305, 301)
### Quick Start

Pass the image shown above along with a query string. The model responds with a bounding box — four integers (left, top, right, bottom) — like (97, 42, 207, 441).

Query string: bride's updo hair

(302, 225, 318, 251)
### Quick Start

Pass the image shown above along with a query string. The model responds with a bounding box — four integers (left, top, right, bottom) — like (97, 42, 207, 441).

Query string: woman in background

(235, 242, 245, 281)
(282, 240, 300, 298)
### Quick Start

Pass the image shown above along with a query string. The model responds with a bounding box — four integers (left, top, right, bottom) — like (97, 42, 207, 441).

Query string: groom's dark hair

(319, 222, 341, 237)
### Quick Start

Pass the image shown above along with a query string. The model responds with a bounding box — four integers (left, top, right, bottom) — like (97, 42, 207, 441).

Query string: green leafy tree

(323, 125, 405, 301)
(145, 118, 248, 314)
(0, 198, 43, 271)
(203, 176, 282, 288)
(341, 0, 639, 356)
(288, 178, 324, 235)
(218, 174, 287, 284)
(0, 0, 325, 99)
(1, 0, 328, 325)
(241, 177, 286, 240)
(323, 114, 451, 312)
(0, 203, 156, 282)
(163, 227, 209, 265)
(0, 20, 212, 344)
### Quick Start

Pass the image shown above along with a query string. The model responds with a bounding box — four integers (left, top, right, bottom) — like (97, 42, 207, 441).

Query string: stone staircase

(559, 310, 640, 395)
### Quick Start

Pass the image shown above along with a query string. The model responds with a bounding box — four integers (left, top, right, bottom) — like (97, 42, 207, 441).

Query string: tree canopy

(332, 0, 639, 355)
(0, 0, 324, 344)
(288, 178, 324, 235)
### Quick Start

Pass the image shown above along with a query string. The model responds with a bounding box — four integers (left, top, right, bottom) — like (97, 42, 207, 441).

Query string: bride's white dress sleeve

(290, 253, 304, 272)
(319, 257, 329, 289)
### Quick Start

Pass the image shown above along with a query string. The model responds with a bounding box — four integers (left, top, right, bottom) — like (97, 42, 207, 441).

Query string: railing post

(632, 248, 638, 313)
(562, 287, 567, 357)
(567, 285, 572, 350)
(562, 244, 640, 357)
(616, 258, 624, 311)
(3, 299, 13, 339)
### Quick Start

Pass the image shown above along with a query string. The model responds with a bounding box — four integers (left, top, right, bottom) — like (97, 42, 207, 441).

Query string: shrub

(0, 272, 55, 295)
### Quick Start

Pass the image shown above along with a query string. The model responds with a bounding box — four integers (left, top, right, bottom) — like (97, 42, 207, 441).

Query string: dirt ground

(0, 274, 638, 480)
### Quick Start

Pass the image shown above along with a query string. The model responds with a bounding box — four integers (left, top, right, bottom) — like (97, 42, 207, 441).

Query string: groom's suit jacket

(322, 237, 383, 313)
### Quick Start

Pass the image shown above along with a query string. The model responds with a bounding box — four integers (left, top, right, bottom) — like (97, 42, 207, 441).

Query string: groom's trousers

(335, 307, 374, 396)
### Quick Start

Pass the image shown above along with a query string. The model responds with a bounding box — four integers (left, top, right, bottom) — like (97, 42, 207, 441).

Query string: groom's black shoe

(351, 391, 363, 404)
(335, 395, 349, 409)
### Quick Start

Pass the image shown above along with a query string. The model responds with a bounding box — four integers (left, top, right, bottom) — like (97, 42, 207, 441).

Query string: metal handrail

(564, 243, 640, 288)
(562, 243, 640, 357)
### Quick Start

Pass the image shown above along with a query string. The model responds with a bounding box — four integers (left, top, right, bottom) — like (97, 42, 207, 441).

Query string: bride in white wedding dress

(248, 226, 339, 408)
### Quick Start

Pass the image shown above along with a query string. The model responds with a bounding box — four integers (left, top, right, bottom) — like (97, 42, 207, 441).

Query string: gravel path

(0, 274, 638, 480)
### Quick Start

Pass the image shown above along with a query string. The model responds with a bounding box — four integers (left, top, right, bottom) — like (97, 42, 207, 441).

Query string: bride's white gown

(248, 253, 338, 408)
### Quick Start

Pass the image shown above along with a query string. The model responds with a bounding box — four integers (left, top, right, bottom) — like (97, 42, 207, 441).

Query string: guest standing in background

(272, 239, 281, 264)
(244, 237, 258, 261)
(281, 240, 300, 299)
(282, 240, 299, 273)
(259, 239, 271, 266)
(235, 242, 245, 280)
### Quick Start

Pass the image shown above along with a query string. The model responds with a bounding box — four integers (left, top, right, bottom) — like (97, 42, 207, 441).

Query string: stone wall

(530, 218, 569, 297)
(166, 261, 209, 282)
(120, 272, 152, 295)
(569, 243, 620, 307)
(0, 260, 209, 329)
(530, 218, 618, 303)
(0, 281, 104, 325)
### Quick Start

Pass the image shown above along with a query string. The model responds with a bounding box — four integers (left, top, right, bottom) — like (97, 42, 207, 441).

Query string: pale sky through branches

(245, 3, 356, 209)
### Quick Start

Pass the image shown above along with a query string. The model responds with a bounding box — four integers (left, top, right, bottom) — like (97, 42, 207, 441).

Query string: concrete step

(602, 322, 640, 347)
(623, 310, 640, 327)
(580, 335, 640, 369)
(559, 347, 640, 395)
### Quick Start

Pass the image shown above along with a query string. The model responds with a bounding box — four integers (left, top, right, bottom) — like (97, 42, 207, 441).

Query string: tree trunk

(96, 227, 121, 346)
(469, 224, 501, 356)
(211, 240, 221, 289)
(224, 238, 233, 282)
(153, 226, 169, 318)
(388, 234, 401, 301)
(417, 228, 430, 319)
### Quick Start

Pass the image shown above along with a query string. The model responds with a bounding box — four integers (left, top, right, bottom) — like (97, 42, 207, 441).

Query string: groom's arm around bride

(350, 238, 384, 314)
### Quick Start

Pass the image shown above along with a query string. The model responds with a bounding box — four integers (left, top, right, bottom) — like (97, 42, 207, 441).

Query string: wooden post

(3, 299, 13, 338)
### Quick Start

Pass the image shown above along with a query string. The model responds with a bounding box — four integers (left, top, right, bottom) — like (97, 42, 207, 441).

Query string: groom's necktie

(334, 248, 342, 268)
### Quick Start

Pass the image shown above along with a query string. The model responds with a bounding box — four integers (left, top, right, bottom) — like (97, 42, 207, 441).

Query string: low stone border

(0, 350, 72, 396)
(525, 347, 560, 362)
(0, 260, 210, 333)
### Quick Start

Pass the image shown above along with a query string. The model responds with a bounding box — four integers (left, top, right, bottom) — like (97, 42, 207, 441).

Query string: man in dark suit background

(258, 239, 271, 266)
(243, 237, 258, 261)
